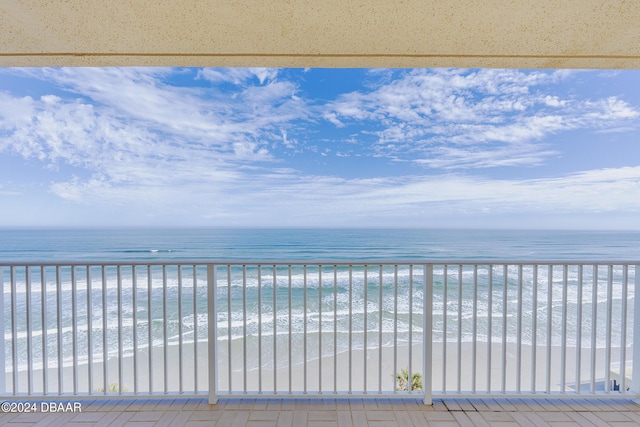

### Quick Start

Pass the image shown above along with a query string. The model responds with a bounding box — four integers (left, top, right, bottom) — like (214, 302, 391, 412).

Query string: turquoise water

(1, 227, 640, 261)
(1, 228, 639, 371)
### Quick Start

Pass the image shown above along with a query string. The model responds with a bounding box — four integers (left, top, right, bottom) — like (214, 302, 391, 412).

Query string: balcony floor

(1, 397, 639, 427)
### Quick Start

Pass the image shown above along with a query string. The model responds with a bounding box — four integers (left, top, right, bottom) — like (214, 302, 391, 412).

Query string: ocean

(2, 227, 640, 262)
(1, 228, 639, 374)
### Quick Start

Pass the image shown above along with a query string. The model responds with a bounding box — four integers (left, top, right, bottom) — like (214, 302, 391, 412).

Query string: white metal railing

(1, 261, 638, 404)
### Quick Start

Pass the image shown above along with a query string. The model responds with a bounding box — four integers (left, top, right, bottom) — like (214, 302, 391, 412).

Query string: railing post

(207, 264, 218, 404)
(633, 265, 640, 402)
(423, 264, 433, 405)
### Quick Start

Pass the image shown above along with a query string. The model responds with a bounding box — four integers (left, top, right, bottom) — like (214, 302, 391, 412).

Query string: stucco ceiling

(1, 0, 639, 68)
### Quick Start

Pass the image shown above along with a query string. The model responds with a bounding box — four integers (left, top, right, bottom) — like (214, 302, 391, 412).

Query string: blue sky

(0, 67, 639, 229)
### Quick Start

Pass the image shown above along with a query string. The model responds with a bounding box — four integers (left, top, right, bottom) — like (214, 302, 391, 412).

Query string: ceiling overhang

(1, 1, 639, 68)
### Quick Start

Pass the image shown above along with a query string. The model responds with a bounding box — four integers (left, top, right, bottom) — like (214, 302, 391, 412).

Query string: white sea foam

(3, 262, 637, 373)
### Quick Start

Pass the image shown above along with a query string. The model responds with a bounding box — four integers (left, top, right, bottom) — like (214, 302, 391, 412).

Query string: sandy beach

(10, 339, 629, 396)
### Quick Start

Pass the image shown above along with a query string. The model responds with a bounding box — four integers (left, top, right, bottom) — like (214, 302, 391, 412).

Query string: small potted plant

(396, 368, 422, 391)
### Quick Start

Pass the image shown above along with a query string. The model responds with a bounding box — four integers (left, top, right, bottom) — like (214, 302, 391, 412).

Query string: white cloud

(197, 67, 279, 85)
(242, 80, 298, 105)
(586, 97, 639, 120)
(280, 129, 297, 149)
(0, 184, 21, 196)
(38, 158, 640, 227)
(323, 69, 639, 170)
(414, 145, 559, 169)
(542, 95, 567, 107)
(0, 92, 35, 130)
(269, 166, 640, 224)
(322, 112, 344, 128)
(1, 67, 640, 228)
(0, 68, 312, 187)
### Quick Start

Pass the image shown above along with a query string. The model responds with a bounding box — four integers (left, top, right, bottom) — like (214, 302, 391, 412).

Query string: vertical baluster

(590, 265, 598, 394)
(516, 265, 523, 394)
(631, 265, 640, 395)
(117, 266, 123, 395)
(576, 265, 583, 394)
(531, 265, 538, 394)
(546, 265, 552, 394)
(605, 265, 613, 393)
(619, 265, 628, 393)
(72, 266, 78, 395)
(258, 265, 263, 394)
(318, 265, 322, 394)
(443, 265, 448, 393)
(302, 265, 306, 394)
(561, 265, 568, 393)
(86, 267, 92, 395)
(26, 266, 32, 395)
(243, 265, 247, 394)
(363, 265, 368, 394)
(132, 266, 138, 395)
(472, 265, 478, 393)
(10, 267, 17, 395)
(41, 267, 48, 395)
(227, 265, 232, 394)
(378, 264, 383, 394)
(393, 265, 398, 395)
(193, 265, 198, 394)
(163, 265, 168, 394)
(288, 265, 292, 394)
(349, 265, 353, 394)
(487, 265, 493, 393)
(423, 264, 433, 405)
(147, 265, 153, 394)
(501, 265, 508, 394)
(178, 265, 183, 394)
(0, 267, 4, 395)
(273, 265, 277, 393)
(101, 266, 107, 395)
(207, 264, 218, 404)
(56, 266, 63, 394)
(408, 265, 413, 394)
(333, 265, 337, 394)
(457, 264, 462, 393)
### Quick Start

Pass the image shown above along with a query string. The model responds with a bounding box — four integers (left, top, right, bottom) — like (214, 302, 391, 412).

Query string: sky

(0, 67, 639, 229)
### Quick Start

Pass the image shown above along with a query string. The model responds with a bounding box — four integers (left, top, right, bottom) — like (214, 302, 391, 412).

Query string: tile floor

(1, 397, 639, 426)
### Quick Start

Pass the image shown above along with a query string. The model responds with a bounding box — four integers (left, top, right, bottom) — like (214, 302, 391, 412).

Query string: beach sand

(10, 340, 629, 396)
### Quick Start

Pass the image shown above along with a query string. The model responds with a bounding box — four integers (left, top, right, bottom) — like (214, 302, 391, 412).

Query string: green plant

(95, 383, 129, 393)
(396, 368, 422, 391)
